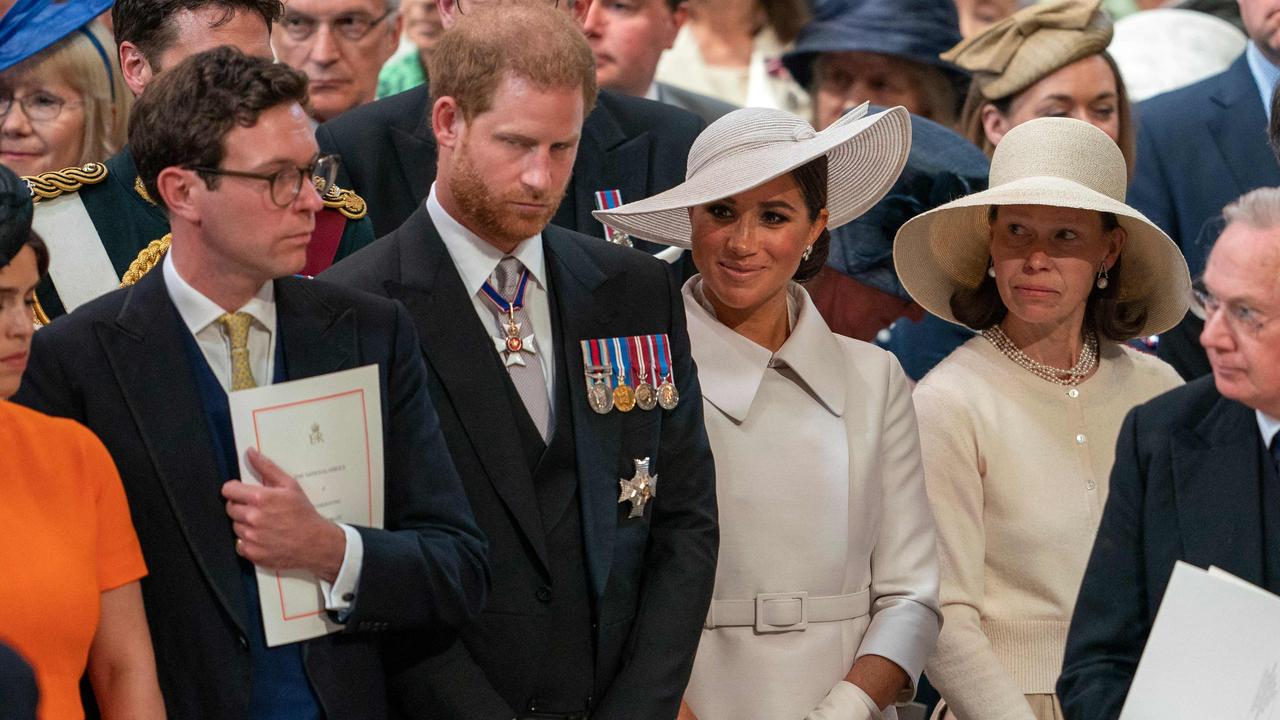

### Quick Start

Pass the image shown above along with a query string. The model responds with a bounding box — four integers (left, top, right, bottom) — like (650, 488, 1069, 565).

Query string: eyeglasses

(1192, 284, 1275, 336)
(0, 91, 84, 122)
(279, 8, 395, 42)
(188, 155, 341, 208)
(457, 0, 560, 14)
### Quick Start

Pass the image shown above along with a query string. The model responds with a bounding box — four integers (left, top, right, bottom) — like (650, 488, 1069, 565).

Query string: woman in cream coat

(597, 105, 940, 720)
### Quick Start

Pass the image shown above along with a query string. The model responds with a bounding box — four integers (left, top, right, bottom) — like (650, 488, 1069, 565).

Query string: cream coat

(681, 279, 941, 720)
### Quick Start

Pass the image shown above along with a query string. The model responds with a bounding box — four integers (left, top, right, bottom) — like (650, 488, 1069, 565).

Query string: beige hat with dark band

(943, 0, 1113, 100)
(893, 116, 1190, 337)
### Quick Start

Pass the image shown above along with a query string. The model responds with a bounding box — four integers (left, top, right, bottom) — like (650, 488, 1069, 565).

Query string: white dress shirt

(1258, 410, 1280, 452)
(162, 252, 363, 615)
(1246, 42, 1280, 122)
(426, 184, 557, 408)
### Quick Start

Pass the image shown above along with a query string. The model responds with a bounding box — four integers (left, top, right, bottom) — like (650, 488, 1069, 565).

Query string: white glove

(805, 681, 886, 720)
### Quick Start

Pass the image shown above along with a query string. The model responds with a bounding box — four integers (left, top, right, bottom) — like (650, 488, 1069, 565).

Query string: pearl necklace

(981, 325, 1099, 386)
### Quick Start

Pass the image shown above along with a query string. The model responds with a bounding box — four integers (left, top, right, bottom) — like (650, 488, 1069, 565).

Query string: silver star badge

(494, 321, 537, 367)
(619, 457, 657, 519)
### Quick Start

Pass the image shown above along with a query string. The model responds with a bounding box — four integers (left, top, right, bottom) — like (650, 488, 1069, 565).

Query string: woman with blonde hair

(894, 117, 1188, 719)
(1, 0, 130, 177)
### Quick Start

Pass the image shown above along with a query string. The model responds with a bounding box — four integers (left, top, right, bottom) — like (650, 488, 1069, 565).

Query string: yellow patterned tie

(217, 312, 258, 391)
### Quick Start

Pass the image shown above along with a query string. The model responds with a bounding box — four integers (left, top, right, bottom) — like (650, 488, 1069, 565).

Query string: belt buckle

(754, 591, 809, 633)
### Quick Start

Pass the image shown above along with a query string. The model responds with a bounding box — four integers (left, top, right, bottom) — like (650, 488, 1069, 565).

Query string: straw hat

(943, 0, 1113, 101)
(592, 104, 911, 250)
(893, 116, 1190, 337)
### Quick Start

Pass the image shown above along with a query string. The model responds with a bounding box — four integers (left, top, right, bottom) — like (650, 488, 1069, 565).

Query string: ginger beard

(449, 134, 567, 247)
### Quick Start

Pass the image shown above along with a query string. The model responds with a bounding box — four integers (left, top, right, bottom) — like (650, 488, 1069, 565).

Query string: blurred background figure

(783, 0, 968, 131)
(946, 0, 1135, 175)
(0, 0, 128, 177)
(955, 0, 1019, 38)
(584, 0, 738, 123)
(376, 0, 441, 98)
(272, 0, 402, 122)
(654, 0, 809, 115)
(1109, 7, 1245, 101)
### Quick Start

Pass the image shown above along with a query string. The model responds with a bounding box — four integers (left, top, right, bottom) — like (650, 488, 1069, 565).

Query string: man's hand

(222, 447, 346, 582)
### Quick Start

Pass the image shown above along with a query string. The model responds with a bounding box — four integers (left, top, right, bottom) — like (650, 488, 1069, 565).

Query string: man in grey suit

(582, 0, 737, 124)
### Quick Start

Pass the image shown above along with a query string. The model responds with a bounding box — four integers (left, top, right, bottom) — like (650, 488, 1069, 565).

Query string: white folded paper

(228, 364, 384, 647)
(1120, 561, 1280, 719)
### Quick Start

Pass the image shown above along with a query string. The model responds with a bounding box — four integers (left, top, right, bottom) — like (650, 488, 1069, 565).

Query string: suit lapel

(276, 278, 356, 381)
(567, 98, 657, 250)
(1208, 56, 1280, 195)
(1173, 393, 1266, 583)
(390, 124, 437, 211)
(384, 210, 550, 573)
(98, 270, 250, 636)
(545, 228, 625, 600)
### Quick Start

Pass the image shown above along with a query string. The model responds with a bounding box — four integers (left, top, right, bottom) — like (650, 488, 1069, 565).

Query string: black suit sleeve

(14, 323, 81, 420)
(591, 267, 719, 720)
(343, 303, 489, 634)
(1057, 407, 1151, 720)
(0, 643, 37, 720)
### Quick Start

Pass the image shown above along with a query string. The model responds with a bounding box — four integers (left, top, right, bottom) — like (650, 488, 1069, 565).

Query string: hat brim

(893, 176, 1192, 336)
(593, 106, 912, 250)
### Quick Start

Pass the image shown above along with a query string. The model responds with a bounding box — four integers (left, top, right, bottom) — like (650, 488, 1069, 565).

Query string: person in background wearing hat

(946, 0, 1135, 176)
(782, 0, 969, 132)
(1058, 186, 1280, 719)
(598, 104, 940, 720)
(894, 117, 1188, 720)
(22, 0, 375, 324)
(0, 164, 164, 720)
(0, 9, 128, 178)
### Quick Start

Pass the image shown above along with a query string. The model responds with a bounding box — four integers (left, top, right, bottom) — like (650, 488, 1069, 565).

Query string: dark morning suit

(1129, 54, 1280, 378)
(13, 271, 488, 719)
(1057, 377, 1280, 719)
(0, 643, 37, 720)
(315, 87, 703, 253)
(321, 209, 718, 719)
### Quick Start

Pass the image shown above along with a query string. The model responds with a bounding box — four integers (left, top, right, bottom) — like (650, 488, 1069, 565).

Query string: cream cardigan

(914, 336, 1182, 720)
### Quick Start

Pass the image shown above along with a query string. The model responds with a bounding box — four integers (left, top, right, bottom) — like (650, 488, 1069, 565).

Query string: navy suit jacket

(14, 271, 488, 720)
(315, 86, 703, 253)
(0, 643, 36, 720)
(322, 210, 718, 719)
(1057, 377, 1280, 719)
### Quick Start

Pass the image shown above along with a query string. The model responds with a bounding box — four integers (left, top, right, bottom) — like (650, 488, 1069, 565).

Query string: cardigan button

(1067, 388, 1079, 398)
(1076, 434, 1087, 444)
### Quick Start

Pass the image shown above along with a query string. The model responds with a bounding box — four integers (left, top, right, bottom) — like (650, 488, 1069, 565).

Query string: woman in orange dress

(0, 163, 165, 720)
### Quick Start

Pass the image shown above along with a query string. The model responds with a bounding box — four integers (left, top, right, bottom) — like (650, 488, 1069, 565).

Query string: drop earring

(1095, 262, 1110, 290)
(986, 259, 996, 278)
(802, 245, 813, 261)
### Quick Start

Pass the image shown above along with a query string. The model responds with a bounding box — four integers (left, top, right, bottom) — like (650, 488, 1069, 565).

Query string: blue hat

(783, 0, 967, 91)
(826, 107, 989, 301)
(0, 0, 115, 73)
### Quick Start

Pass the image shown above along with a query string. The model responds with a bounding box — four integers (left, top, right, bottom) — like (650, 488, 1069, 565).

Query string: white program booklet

(1120, 561, 1280, 719)
(228, 364, 384, 647)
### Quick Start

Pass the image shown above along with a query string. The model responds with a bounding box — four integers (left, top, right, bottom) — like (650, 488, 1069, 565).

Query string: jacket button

(536, 585, 552, 603)
(238, 635, 249, 651)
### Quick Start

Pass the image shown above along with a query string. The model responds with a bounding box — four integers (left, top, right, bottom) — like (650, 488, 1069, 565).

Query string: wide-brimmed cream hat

(893, 116, 1190, 336)
(592, 104, 911, 249)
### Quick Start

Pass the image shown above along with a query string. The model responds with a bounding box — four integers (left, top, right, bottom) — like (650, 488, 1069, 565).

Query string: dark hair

(113, 0, 283, 66)
(790, 154, 830, 283)
(763, 0, 810, 44)
(949, 207, 1147, 341)
(1270, 82, 1280, 165)
(129, 46, 310, 208)
(664, 0, 683, 10)
(0, 230, 50, 278)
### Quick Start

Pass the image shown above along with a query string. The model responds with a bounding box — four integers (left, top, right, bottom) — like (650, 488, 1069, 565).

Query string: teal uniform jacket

(26, 147, 375, 322)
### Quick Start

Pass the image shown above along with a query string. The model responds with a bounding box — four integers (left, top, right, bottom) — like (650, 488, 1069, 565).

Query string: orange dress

(0, 400, 147, 720)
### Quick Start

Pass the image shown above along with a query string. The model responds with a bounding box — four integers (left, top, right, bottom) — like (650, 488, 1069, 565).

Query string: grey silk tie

(489, 256, 551, 440)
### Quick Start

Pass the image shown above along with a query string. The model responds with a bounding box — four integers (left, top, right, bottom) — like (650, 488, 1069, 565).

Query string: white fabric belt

(703, 589, 870, 633)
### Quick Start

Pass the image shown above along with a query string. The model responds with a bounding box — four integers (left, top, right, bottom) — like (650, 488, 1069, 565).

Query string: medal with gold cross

(481, 268, 537, 367)
(619, 457, 657, 519)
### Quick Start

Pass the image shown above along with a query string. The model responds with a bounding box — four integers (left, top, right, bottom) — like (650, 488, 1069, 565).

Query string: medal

(610, 337, 635, 412)
(594, 189, 634, 247)
(633, 336, 657, 411)
(481, 268, 536, 367)
(587, 368, 613, 414)
(618, 457, 657, 519)
(655, 333, 679, 410)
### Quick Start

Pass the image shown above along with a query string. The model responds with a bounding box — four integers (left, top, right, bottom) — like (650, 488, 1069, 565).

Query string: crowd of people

(1, 0, 1279, 719)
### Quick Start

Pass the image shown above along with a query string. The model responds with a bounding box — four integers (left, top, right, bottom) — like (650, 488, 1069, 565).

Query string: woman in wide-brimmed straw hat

(894, 117, 1188, 720)
(597, 105, 941, 720)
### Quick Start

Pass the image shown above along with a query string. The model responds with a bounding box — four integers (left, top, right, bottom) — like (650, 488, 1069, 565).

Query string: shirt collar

(1246, 42, 1280, 121)
(1258, 409, 1280, 450)
(683, 277, 846, 422)
(162, 250, 276, 336)
(426, 183, 547, 296)
(645, 82, 661, 102)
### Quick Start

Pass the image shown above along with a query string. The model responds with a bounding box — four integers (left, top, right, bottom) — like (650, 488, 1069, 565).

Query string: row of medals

(586, 368, 678, 415)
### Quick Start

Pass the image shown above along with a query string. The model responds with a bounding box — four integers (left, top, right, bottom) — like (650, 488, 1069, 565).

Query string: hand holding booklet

(1120, 561, 1280, 719)
(228, 364, 384, 647)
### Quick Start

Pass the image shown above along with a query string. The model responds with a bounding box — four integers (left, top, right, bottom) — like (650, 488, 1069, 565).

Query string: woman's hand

(88, 581, 166, 719)
(844, 653, 909, 710)
(677, 698, 699, 720)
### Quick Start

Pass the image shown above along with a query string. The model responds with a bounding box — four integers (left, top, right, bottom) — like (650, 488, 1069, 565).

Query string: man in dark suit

(14, 48, 487, 719)
(316, 0, 704, 252)
(1058, 187, 1280, 719)
(322, 6, 717, 719)
(1128, 6, 1280, 378)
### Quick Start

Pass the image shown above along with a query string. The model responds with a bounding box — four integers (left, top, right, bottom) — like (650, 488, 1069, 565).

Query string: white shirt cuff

(318, 524, 363, 620)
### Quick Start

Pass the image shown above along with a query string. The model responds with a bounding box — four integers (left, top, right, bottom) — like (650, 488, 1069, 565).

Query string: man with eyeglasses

(316, 0, 704, 259)
(23, 0, 377, 325)
(1058, 187, 1280, 719)
(271, 0, 403, 123)
(14, 46, 488, 720)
